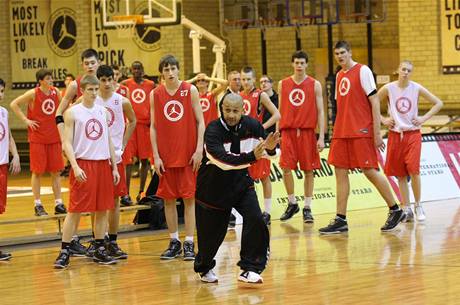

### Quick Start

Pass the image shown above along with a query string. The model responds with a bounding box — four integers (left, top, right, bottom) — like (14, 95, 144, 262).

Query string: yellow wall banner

(254, 148, 390, 220)
(91, 0, 163, 77)
(9, 1, 79, 89)
(441, 0, 460, 74)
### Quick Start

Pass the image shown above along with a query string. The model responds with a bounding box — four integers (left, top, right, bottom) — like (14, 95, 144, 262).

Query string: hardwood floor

(1, 188, 459, 305)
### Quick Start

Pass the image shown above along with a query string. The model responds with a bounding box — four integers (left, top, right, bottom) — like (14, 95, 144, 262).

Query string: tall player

(93, 65, 136, 258)
(121, 61, 155, 204)
(10, 69, 66, 216)
(150, 55, 205, 260)
(378, 60, 443, 222)
(278, 51, 325, 224)
(54, 75, 120, 268)
(240, 66, 280, 226)
(187, 72, 227, 127)
(0, 78, 21, 261)
(319, 41, 405, 234)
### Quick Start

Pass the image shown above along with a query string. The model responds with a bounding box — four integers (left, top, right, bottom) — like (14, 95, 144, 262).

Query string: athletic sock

(170, 232, 179, 241)
(34, 200, 42, 207)
(389, 203, 400, 211)
(95, 239, 105, 248)
(61, 242, 70, 250)
(337, 214, 347, 220)
(287, 194, 296, 204)
(264, 199, 271, 214)
(185, 236, 193, 243)
(304, 197, 312, 209)
(55, 199, 63, 206)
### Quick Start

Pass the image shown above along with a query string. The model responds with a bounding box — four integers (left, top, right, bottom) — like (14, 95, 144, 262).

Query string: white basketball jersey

(387, 81, 421, 132)
(95, 93, 125, 164)
(0, 107, 9, 165)
(71, 103, 110, 160)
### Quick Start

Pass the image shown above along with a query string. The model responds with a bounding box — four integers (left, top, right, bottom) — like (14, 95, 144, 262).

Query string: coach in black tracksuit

(194, 93, 279, 282)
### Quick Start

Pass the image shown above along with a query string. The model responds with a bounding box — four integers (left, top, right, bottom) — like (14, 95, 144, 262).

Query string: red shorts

(157, 166, 196, 200)
(29, 142, 64, 174)
(384, 130, 421, 176)
(279, 128, 320, 171)
(0, 164, 7, 214)
(69, 159, 114, 212)
(113, 162, 128, 197)
(126, 124, 153, 160)
(121, 145, 133, 165)
(328, 137, 378, 169)
(249, 158, 271, 180)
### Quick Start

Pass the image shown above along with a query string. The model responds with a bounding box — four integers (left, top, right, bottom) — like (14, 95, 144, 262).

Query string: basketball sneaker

(302, 208, 314, 223)
(228, 213, 236, 230)
(93, 246, 117, 265)
(403, 206, 414, 223)
(106, 241, 128, 260)
(34, 205, 48, 216)
(85, 239, 97, 258)
(120, 195, 133, 207)
(54, 203, 67, 215)
(318, 217, 348, 234)
(238, 271, 263, 284)
(136, 191, 145, 204)
(160, 239, 182, 260)
(262, 212, 271, 226)
(381, 209, 405, 232)
(280, 203, 299, 221)
(200, 269, 218, 283)
(69, 238, 87, 257)
(0, 251, 12, 261)
(415, 205, 426, 222)
(54, 249, 70, 269)
(183, 240, 195, 261)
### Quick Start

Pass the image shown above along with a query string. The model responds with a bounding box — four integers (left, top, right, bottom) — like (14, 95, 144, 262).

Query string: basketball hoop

(113, 15, 144, 38)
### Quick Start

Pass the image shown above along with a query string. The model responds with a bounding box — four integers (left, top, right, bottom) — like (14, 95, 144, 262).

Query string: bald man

(194, 93, 279, 284)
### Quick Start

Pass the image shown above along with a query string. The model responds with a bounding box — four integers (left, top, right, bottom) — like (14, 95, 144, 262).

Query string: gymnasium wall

(1, 1, 458, 130)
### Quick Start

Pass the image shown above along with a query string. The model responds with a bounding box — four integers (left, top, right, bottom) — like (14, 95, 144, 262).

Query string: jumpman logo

(41, 99, 56, 115)
(396, 97, 412, 114)
(85, 119, 103, 140)
(288, 89, 305, 106)
(200, 98, 210, 112)
(56, 15, 76, 47)
(105, 107, 115, 127)
(0, 123, 5, 141)
(131, 89, 146, 104)
(339, 77, 351, 96)
(243, 99, 251, 115)
(163, 100, 184, 122)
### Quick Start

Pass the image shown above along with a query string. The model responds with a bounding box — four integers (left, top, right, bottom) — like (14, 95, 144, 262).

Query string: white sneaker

(200, 269, 218, 283)
(238, 271, 263, 284)
(403, 206, 414, 223)
(415, 205, 426, 222)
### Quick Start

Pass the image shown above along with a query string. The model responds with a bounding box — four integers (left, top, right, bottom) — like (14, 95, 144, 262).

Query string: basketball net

(113, 15, 144, 39)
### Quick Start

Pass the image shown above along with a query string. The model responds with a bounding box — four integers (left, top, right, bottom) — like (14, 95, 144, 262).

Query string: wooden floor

(1, 194, 459, 304)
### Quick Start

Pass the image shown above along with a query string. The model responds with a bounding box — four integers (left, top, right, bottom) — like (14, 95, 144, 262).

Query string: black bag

(133, 195, 167, 230)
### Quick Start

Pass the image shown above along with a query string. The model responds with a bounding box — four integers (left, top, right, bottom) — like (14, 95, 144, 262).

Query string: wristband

(55, 115, 64, 125)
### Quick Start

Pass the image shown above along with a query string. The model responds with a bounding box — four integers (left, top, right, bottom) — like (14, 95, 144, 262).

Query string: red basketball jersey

(27, 87, 60, 144)
(116, 84, 129, 99)
(76, 76, 83, 99)
(199, 91, 218, 127)
(125, 78, 155, 125)
(239, 88, 263, 122)
(279, 76, 317, 130)
(333, 64, 373, 138)
(153, 82, 198, 167)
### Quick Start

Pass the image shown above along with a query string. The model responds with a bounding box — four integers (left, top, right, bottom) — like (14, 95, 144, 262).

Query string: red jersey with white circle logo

(76, 76, 83, 99)
(71, 103, 110, 160)
(199, 91, 218, 127)
(279, 76, 317, 130)
(27, 87, 60, 144)
(333, 63, 375, 138)
(95, 93, 125, 164)
(116, 84, 129, 99)
(239, 88, 262, 122)
(125, 78, 155, 125)
(0, 107, 9, 165)
(153, 82, 197, 167)
(386, 81, 421, 132)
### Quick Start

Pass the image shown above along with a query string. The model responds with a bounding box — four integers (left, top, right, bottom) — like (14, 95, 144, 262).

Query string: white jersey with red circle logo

(71, 103, 110, 160)
(386, 81, 421, 132)
(0, 107, 9, 165)
(95, 93, 125, 164)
